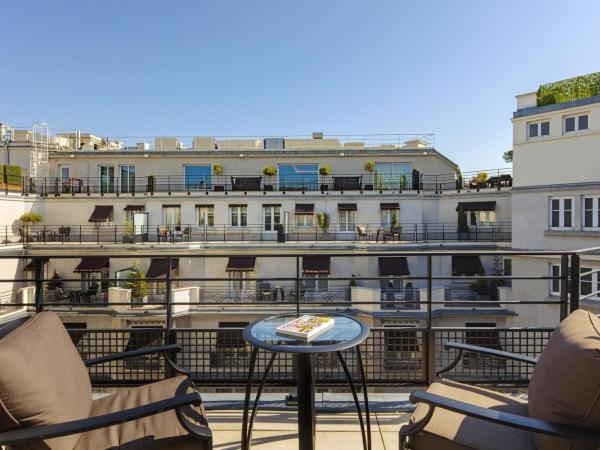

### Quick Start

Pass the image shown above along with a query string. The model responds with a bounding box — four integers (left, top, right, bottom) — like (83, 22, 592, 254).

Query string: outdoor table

(241, 313, 371, 450)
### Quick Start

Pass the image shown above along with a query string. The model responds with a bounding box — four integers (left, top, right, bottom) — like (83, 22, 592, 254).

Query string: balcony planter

(275, 224, 285, 243)
(122, 235, 134, 243)
(213, 185, 225, 192)
(320, 184, 329, 191)
(364, 184, 373, 190)
(263, 184, 274, 191)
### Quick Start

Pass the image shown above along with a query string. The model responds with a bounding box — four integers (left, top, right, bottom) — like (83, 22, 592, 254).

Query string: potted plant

(319, 165, 331, 176)
(470, 269, 490, 296)
(457, 205, 469, 240)
(316, 212, 330, 234)
(391, 212, 399, 228)
(455, 167, 464, 190)
(126, 263, 148, 305)
(364, 161, 375, 190)
(213, 164, 223, 176)
(263, 165, 276, 191)
(122, 220, 134, 243)
(19, 211, 43, 242)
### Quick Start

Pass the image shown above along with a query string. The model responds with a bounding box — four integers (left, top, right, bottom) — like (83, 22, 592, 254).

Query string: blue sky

(1, 0, 599, 170)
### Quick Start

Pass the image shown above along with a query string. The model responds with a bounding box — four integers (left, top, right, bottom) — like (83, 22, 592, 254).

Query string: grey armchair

(399, 310, 600, 450)
(0, 311, 212, 449)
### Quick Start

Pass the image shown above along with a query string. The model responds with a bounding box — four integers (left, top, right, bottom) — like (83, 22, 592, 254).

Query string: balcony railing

(2, 247, 597, 388)
(9, 222, 512, 246)
(18, 168, 512, 196)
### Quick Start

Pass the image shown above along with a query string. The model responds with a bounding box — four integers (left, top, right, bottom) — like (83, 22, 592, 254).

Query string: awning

(337, 203, 357, 211)
(380, 203, 400, 210)
(88, 205, 114, 222)
(295, 204, 314, 214)
(378, 257, 410, 276)
(302, 256, 330, 274)
(452, 256, 483, 276)
(23, 257, 49, 272)
(146, 258, 179, 279)
(195, 204, 214, 208)
(123, 205, 145, 211)
(74, 257, 109, 273)
(456, 202, 496, 212)
(226, 257, 256, 272)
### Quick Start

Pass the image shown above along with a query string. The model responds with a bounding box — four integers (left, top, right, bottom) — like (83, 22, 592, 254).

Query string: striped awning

(302, 256, 330, 274)
(123, 205, 145, 211)
(456, 202, 496, 212)
(295, 204, 314, 214)
(337, 203, 357, 211)
(380, 203, 400, 210)
(88, 206, 114, 222)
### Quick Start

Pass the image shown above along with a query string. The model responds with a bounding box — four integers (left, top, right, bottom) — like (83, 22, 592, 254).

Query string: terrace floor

(206, 409, 409, 450)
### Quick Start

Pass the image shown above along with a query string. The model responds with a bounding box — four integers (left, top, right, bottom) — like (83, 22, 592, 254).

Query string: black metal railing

(18, 168, 512, 196)
(7, 222, 512, 246)
(1, 247, 597, 388)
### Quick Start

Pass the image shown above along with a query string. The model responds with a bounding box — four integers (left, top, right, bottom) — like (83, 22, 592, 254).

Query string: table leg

(246, 352, 277, 447)
(295, 353, 316, 450)
(336, 351, 368, 450)
(241, 347, 259, 450)
(357, 346, 371, 450)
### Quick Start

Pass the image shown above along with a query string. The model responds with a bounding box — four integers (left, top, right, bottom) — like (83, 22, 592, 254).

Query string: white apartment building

(511, 74, 600, 325)
(0, 129, 515, 335)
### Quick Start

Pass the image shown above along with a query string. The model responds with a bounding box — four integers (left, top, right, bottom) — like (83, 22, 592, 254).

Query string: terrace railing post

(425, 255, 435, 384)
(79, 225, 82, 244)
(168, 176, 171, 195)
(86, 177, 90, 196)
(165, 256, 175, 377)
(34, 257, 44, 313)
(114, 225, 117, 244)
(3, 169, 8, 195)
(560, 254, 569, 321)
(569, 254, 580, 313)
(295, 256, 300, 315)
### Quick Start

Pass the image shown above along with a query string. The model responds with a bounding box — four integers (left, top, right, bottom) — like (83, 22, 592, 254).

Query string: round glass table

(240, 313, 371, 450)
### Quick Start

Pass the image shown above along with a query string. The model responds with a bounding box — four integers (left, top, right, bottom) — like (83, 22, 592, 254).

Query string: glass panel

(197, 207, 214, 226)
(581, 267, 592, 296)
(578, 115, 588, 130)
(584, 198, 594, 228)
(565, 117, 576, 132)
(120, 165, 135, 193)
(184, 165, 212, 190)
(563, 199, 572, 227)
(338, 210, 356, 232)
(263, 206, 281, 231)
(100, 166, 114, 193)
(278, 164, 318, 190)
(60, 167, 70, 179)
(551, 199, 560, 228)
(540, 121, 550, 136)
(551, 265, 560, 294)
(163, 206, 181, 226)
(528, 123, 538, 138)
(375, 163, 411, 189)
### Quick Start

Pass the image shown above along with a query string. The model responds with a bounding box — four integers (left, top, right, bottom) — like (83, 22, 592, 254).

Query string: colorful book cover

(276, 315, 335, 341)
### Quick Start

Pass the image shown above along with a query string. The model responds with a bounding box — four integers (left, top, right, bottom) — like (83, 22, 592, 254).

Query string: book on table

(276, 315, 335, 341)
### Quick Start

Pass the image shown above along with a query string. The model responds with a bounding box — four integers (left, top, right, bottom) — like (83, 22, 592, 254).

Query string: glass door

(99, 165, 115, 193)
(120, 165, 136, 193)
(263, 206, 281, 232)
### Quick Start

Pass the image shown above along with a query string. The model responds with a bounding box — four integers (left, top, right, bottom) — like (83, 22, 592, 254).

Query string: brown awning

(23, 257, 49, 272)
(295, 204, 314, 214)
(380, 203, 400, 210)
(123, 205, 145, 211)
(302, 256, 330, 274)
(88, 205, 114, 222)
(378, 257, 410, 276)
(337, 203, 357, 211)
(146, 258, 179, 279)
(452, 256, 483, 276)
(74, 257, 109, 273)
(226, 257, 256, 272)
(456, 202, 496, 212)
(195, 204, 214, 208)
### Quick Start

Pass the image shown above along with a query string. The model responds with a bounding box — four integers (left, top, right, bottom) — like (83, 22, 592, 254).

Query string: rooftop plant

(213, 164, 223, 176)
(263, 165, 277, 176)
(364, 160, 376, 172)
(19, 212, 43, 224)
(316, 212, 330, 233)
(537, 72, 600, 106)
(319, 165, 331, 176)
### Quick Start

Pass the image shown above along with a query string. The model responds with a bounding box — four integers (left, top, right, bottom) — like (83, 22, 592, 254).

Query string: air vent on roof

(264, 138, 285, 150)
(312, 132, 323, 139)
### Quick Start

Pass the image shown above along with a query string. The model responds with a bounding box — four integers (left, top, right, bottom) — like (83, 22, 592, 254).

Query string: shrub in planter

(537, 72, 600, 106)
(471, 270, 490, 295)
(213, 164, 223, 176)
(457, 205, 469, 234)
(263, 166, 277, 176)
(364, 161, 376, 172)
(316, 212, 330, 233)
(126, 263, 148, 301)
(319, 165, 331, 176)
(19, 212, 43, 225)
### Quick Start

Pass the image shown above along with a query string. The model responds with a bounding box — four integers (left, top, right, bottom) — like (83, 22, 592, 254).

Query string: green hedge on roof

(0, 164, 22, 184)
(537, 72, 600, 107)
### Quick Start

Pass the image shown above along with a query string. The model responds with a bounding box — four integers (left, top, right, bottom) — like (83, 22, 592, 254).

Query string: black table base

(241, 347, 371, 450)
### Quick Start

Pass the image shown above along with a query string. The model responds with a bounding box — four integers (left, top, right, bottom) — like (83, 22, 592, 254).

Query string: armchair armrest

(406, 390, 600, 443)
(84, 344, 181, 366)
(437, 342, 537, 377)
(0, 392, 212, 447)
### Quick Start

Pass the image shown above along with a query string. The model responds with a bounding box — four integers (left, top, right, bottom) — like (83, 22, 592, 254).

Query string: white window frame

(549, 264, 561, 296)
(295, 213, 314, 228)
(119, 165, 136, 193)
(229, 205, 247, 227)
(380, 209, 399, 228)
(469, 210, 497, 226)
(162, 206, 181, 227)
(549, 197, 574, 230)
(338, 209, 356, 232)
(263, 205, 281, 232)
(582, 196, 600, 230)
(563, 113, 589, 134)
(196, 205, 215, 227)
(526, 120, 550, 139)
(303, 273, 328, 292)
(580, 266, 600, 300)
(59, 165, 70, 180)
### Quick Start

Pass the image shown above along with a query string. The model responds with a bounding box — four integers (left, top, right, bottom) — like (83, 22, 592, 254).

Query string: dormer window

(527, 120, 549, 139)
(564, 114, 588, 133)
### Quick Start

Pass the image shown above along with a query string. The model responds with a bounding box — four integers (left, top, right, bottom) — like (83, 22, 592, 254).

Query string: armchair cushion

(409, 380, 534, 450)
(528, 310, 600, 450)
(0, 312, 93, 450)
(74, 376, 209, 450)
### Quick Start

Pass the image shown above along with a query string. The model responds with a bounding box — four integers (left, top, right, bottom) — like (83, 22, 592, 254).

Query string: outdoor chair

(356, 225, 371, 241)
(0, 311, 212, 449)
(58, 226, 71, 242)
(157, 227, 170, 243)
(182, 226, 192, 242)
(399, 309, 600, 450)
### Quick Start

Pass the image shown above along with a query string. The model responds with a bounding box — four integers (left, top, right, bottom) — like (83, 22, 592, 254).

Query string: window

(527, 120, 550, 139)
(303, 274, 328, 292)
(60, 166, 70, 180)
(228, 271, 254, 301)
(196, 205, 214, 227)
(464, 323, 504, 370)
(380, 208, 399, 227)
(229, 205, 247, 227)
(120, 165, 135, 193)
(550, 264, 561, 295)
(295, 213, 314, 228)
(583, 196, 600, 229)
(99, 165, 114, 193)
(263, 205, 281, 231)
(564, 114, 589, 133)
(184, 165, 212, 190)
(125, 327, 163, 371)
(162, 205, 181, 227)
(279, 164, 319, 190)
(374, 163, 412, 190)
(550, 198, 573, 229)
(338, 209, 356, 232)
(469, 210, 497, 226)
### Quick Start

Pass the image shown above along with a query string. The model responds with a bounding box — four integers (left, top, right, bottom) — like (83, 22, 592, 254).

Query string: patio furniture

(356, 226, 371, 241)
(157, 227, 169, 243)
(18, 228, 35, 243)
(231, 176, 262, 191)
(182, 226, 192, 242)
(333, 176, 362, 190)
(0, 311, 212, 449)
(399, 310, 600, 449)
(241, 313, 371, 450)
(58, 226, 71, 242)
